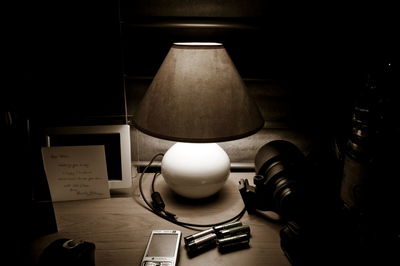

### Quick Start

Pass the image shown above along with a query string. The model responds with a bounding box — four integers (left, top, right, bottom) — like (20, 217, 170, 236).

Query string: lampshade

(134, 42, 264, 143)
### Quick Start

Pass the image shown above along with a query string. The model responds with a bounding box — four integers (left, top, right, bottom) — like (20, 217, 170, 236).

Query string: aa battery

(217, 225, 250, 238)
(184, 228, 214, 245)
(213, 221, 242, 232)
(185, 233, 217, 253)
(217, 233, 250, 251)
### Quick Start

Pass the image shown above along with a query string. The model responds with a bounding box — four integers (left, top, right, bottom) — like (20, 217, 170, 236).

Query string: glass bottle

(339, 58, 398, 265)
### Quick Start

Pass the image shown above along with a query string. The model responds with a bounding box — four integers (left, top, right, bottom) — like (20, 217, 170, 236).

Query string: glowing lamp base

(161, 143, 230, 199)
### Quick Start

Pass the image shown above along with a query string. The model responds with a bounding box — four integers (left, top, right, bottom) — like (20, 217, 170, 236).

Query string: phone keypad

(143, 261, 172, 266)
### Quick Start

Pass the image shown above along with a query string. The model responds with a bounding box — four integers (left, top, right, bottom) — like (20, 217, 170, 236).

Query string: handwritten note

(41, 145, 110, 202)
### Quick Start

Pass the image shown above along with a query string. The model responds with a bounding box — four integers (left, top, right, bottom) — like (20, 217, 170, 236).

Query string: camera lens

(254, 140, 306, 220)
(273, 177, 300, 220)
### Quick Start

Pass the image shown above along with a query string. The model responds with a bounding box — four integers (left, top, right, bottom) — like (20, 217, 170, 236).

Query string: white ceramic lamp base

(161, 142, 230, 199)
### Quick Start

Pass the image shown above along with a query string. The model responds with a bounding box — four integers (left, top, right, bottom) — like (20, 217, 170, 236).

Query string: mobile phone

(140, 230, 181, 266)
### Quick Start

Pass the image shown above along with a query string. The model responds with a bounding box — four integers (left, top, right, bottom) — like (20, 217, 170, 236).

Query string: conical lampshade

(134, 42, 264, 143)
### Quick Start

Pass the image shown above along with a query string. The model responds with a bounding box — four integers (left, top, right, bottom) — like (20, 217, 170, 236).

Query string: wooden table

(29, 173, 290, 266)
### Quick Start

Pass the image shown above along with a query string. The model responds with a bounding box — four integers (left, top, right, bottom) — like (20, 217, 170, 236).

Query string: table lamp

(134, 42, 264, 199)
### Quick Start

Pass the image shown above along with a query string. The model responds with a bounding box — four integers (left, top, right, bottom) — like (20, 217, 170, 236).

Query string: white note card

(41, 145, 110, 202)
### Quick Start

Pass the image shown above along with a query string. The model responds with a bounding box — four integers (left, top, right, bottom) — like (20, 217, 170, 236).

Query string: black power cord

(138, 153, 246, 231)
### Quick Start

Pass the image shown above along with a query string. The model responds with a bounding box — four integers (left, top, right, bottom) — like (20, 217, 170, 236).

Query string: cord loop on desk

(138, 153, 246, 231)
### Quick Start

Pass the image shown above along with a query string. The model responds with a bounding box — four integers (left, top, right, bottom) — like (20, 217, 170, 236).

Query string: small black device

(141, 230, 181, 266)
(38, 238, 95, 266)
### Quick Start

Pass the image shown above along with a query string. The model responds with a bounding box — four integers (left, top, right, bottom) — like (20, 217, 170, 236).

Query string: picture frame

(43, 124, 132, 190)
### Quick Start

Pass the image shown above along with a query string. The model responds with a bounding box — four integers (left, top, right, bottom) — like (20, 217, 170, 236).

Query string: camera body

(239, 140, 344, 265)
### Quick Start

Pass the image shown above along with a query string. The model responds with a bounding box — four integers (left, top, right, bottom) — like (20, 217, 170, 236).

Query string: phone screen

(146, 233, 179, 257)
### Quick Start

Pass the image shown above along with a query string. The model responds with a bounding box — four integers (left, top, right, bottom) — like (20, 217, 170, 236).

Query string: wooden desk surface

(30, 173, 290, 266)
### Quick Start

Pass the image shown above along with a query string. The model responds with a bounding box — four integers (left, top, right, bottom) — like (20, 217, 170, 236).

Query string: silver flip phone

(141, 230, 181, 266)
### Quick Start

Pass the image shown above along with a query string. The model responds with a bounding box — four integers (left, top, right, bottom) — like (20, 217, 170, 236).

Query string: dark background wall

(6, 1, 125, 126)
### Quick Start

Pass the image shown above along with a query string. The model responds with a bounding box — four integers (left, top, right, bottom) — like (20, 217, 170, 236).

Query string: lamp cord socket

(151, 191, 177, 220)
